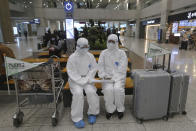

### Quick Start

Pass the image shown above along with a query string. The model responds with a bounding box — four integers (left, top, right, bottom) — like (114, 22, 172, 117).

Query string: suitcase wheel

(162, 116, 168, 121)
(52, 118, 58, 126)
(136, 119, 143, 124)
(182, 111, 187, 115)
(168, 113, 175, 118)
(13, 111, 24, 127)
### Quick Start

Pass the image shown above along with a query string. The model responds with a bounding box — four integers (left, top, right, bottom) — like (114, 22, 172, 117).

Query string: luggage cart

(12, 59, 64, 127)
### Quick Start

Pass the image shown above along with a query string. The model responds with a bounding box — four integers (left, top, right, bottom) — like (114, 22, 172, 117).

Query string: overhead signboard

(142, 18, 160, 25)
(168, 10, 196, 22)
(64, 1, 74, 18)
(147, 20, 155, 24)
(187, 11, 196, 19)
(64, 1, 74, 13)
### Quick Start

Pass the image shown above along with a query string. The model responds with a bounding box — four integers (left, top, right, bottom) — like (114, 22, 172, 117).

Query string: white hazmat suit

(98, 34, 128, 116)
(66, 38, 100, 124)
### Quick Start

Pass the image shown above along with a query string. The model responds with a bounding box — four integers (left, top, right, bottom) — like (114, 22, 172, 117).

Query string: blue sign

(64, 1, 74, 13)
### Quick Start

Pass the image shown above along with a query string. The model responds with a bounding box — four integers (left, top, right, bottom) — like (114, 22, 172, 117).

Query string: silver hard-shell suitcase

(132, 69, 170, 123)
(168, 71, 189, 116)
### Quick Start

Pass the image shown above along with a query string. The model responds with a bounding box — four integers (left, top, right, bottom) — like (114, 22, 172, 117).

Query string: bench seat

(64, 77, 133, 90)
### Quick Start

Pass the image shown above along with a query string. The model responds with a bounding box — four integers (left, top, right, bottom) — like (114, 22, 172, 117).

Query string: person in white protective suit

(98, 34, 128, 120)
(66, 38, 100, 128)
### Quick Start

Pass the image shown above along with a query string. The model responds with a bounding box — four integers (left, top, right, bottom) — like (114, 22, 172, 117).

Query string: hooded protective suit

(98, 34, 128, 114)
(66, 38, 100, 124)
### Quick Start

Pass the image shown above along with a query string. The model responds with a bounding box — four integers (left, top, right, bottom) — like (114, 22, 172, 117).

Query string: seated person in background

(98, 34, 128, 120)
(66, 38, 100, 128)
(47, 35, 62, 57)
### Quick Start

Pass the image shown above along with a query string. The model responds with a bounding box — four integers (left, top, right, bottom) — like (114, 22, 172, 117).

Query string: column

(135, 0, 141, 39)
(37, 18, 47, 37)
(33, 0, 47, 36)
(160, 0, 170, 42)
(112, 22, 115, 28)
(118, 22, 120, 31)
(0, 0, 14, 43)
(126, 21, 131, 37)
(60, 21, 64, 31)
(47, 20, 51, 29)
(40, 18, 47, 27)
(27, 24, 32, 36)
(56, 20, 60, 30)
(0, 25, 3, 42)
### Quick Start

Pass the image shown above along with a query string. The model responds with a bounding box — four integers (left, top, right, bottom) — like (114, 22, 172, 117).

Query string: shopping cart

(12, 58, 64, 127)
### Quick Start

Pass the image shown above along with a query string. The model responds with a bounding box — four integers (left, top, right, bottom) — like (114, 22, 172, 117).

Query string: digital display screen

(66, 19, 74, 39)
(174, 33, 181, 37)
(179, 20, 196, 27)
(13, 27, 18, 35)
(179, 20, 188, 26)
(34, 19, 40, 24)
(172, 23, 178, 33)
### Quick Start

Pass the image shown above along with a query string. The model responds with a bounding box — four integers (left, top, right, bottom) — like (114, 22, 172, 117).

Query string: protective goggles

(108, 40, 116, 44)
(77, 44, 89, 49)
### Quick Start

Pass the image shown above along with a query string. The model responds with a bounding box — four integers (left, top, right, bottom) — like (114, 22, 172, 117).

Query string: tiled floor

(1, 36, 196, 131)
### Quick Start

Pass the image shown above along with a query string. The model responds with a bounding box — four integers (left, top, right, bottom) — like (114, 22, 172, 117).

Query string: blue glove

(74, 120, 85, 128)
(88, 115, 96, 124)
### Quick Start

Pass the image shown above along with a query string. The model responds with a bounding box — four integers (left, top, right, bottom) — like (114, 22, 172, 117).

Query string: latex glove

(104, 74, 112, 80)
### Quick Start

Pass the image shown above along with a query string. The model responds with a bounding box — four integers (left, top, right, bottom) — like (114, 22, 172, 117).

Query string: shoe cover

(88, 115, 96, 124)
(74, 120, 85, 128)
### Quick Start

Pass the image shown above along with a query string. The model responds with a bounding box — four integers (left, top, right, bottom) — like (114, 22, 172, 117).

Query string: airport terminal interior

(1, 0, 196, 130)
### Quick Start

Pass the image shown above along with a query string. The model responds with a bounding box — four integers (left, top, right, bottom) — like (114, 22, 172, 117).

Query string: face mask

(107, 42, 116, 50)
(78, 48, 89, 54)
(83, 48, 89, 53)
